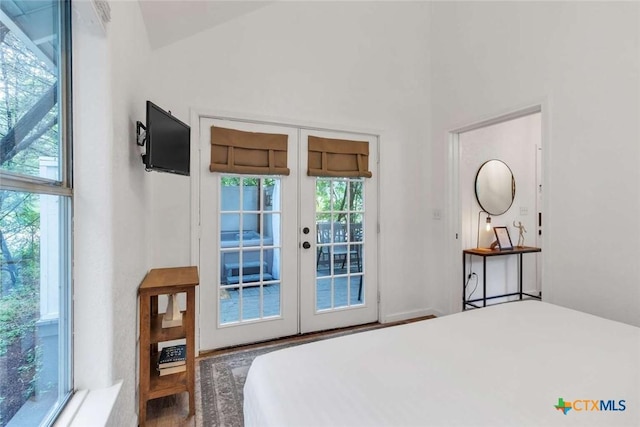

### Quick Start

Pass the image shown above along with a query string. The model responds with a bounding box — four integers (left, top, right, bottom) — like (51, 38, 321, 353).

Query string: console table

(462, 246, 541, 310)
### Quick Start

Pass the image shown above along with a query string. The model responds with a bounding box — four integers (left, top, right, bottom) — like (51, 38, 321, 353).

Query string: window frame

(0, 0, 74, 424)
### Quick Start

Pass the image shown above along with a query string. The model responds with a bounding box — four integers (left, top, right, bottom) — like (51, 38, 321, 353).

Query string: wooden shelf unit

(138, 266, 199, 426)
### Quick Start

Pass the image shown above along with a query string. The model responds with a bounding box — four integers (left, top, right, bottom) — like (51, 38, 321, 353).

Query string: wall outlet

(520, 206, 528, 216)
(432, 208, 442, 220)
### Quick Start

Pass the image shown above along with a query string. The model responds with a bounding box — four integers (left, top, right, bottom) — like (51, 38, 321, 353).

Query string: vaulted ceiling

(137, 1, 272, 49)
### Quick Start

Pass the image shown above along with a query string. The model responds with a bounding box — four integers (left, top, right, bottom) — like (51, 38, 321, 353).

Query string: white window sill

(54, 381, 122, 427)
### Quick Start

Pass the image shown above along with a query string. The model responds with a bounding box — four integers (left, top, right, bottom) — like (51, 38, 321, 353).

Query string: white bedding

(244, 301, 640, 426)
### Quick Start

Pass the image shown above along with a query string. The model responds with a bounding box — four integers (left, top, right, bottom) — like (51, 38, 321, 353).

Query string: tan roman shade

(307, 136, 372, 178)
(210, 126, 290, 175)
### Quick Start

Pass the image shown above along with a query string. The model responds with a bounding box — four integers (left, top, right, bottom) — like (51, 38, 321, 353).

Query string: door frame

(445, 101, 550, 315)
(189, 108, 382, 354)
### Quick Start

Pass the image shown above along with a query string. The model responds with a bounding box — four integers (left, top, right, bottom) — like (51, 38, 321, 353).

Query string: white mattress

(244, 301, 640, 426)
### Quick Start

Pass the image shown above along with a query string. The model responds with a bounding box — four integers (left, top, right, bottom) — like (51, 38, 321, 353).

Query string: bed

(244, 301, 640, 426)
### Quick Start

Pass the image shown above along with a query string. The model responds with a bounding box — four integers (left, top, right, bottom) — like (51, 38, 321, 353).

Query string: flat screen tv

(141, 101, 190, 176)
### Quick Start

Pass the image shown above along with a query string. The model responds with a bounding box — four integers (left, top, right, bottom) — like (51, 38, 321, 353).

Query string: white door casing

(448, 106, 544, 314)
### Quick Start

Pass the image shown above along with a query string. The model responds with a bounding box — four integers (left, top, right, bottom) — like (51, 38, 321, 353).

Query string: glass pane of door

(315, 178, 365, 311)
(219, 177, 282, 324)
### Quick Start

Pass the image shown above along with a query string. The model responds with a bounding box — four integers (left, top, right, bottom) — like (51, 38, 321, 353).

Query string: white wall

(460, 113, 541, 304)
(430, 1, 640, 325)
(73, 1, 152, 426)
(73, 12, 115, 393)
(146, 1, 434, 321)
(106, 2, 153, 426)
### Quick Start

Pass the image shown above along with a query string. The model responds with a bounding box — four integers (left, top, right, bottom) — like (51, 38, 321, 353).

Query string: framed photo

(493, 226, 513, 250)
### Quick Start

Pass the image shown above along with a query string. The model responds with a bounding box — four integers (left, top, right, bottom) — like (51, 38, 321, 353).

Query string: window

(0, 1, 72, 426)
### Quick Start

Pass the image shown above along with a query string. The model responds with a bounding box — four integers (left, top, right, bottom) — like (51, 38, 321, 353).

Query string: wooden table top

(139, 266, 199, 292)
(463, 246, 541, 256)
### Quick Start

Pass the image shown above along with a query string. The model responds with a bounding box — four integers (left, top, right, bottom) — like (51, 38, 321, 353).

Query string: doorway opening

(449, 107, 544, 312)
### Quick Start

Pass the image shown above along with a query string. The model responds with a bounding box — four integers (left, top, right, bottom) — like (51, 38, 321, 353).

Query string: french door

(299, 129, 378, 333)
(199, 118, 378, 350)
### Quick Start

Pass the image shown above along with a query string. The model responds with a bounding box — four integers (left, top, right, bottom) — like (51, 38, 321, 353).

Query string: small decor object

(512, 220, 527, 247)
(162, 293, 183, 328)
(493, 226, 513, 250)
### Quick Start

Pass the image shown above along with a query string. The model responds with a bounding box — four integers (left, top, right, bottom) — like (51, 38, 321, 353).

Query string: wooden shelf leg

(189, 390, 195, 416)
(139, 399, 147, 426)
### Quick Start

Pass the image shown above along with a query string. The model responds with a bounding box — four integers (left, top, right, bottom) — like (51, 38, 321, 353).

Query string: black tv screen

(144, 101, 190, 176)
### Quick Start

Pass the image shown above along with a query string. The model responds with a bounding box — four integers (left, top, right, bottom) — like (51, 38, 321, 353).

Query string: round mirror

(474, 159, 515, 215)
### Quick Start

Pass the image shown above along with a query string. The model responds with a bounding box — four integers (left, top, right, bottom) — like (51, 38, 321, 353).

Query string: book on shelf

(158, 344, 186, 369)
(157, 364, 186, 376)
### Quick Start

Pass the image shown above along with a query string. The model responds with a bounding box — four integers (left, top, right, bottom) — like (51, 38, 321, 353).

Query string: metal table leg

(483, 256, 487, 307)
(462, 253, 467, 310)
(519, 253, 523, 300)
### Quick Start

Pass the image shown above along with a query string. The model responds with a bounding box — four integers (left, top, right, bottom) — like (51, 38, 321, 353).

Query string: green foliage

(0, 191, 39, 293)
(0, 284, 38, 357)
(0, 192, 40, 357)
(0, 27, 58, 176)
(315, 178, 364, 222)
(17, 346, 42, 400)
(221, 177, 275, 187)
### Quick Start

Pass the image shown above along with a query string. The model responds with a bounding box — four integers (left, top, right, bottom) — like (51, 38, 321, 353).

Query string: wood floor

(142, 315, 435, 426)
(145, 392, 195, 427)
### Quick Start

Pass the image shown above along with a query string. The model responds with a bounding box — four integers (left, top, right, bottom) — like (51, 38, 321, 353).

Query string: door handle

(302, 241, 311, 249)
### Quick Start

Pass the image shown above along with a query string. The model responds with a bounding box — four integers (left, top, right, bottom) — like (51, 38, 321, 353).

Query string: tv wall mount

(136, 121, 146, 146)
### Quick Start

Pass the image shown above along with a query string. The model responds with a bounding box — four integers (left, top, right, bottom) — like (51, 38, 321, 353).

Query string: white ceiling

(137, 1, 272, 49)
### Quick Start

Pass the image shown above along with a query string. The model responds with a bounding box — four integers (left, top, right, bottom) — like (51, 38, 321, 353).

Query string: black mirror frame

(474, 159, 516, 216)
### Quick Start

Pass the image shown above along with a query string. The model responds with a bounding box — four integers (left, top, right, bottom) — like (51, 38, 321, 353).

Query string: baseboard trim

(382, 307, 443, 324)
